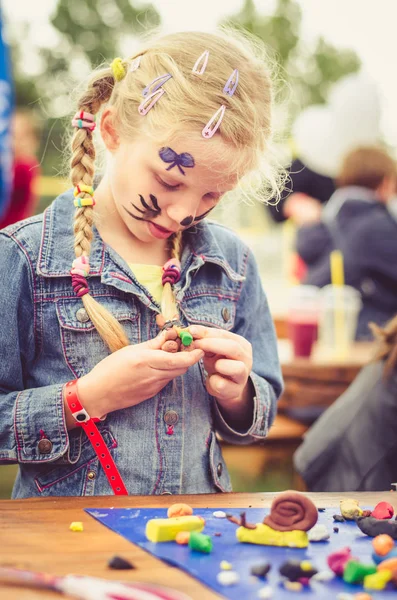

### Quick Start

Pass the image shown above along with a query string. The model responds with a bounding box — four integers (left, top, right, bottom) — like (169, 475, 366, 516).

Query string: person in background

(0, 11, 13, 218)
(266, 157, 335, 223)
(293, 147, 397, 338)
(0, 108, 41, 229)
(294, 314, 397, 491)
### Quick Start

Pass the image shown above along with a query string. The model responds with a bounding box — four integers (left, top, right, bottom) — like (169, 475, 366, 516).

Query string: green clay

(343, 560, 377, 584)
(179, 331, 193, 346)
(188, 531, 213, 553)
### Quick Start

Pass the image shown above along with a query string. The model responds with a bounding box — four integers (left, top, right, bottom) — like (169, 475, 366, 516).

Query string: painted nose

(180, 215, 194, 227)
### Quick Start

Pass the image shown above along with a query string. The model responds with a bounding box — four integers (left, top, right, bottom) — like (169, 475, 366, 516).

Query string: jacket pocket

(55, 296, 139, 377)
(208, 431, 232, 492)
(34, 428, 117, 496)
(180, 294, 236, 330)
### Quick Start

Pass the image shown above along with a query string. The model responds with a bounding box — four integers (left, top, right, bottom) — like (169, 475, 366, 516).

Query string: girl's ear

(100, 108, 120, 152)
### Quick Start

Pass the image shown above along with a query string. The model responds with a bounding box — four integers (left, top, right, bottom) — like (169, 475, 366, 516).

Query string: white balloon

(293, 71, 382, 178)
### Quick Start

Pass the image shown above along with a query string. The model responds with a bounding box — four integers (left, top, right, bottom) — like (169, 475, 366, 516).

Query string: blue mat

(86, 507, 394, 599)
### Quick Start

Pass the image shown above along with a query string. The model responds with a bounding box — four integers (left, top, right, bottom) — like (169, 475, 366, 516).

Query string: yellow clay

(69, 521, 84, 532)
(363, 570, 392, 591)
(220, 560, 233, 570)
(236, 523, 309, 548)
(340, 498, 363, 520)
(146, 516, 204, 542)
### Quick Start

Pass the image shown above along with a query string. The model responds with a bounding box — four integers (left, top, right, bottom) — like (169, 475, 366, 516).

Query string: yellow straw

(330, 250, 347, 359)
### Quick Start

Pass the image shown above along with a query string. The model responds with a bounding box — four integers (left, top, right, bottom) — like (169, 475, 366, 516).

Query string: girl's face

(100, 111, 239, 245)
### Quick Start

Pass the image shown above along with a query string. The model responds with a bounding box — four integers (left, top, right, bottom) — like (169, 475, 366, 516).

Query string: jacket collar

(37, 189, 241, 281)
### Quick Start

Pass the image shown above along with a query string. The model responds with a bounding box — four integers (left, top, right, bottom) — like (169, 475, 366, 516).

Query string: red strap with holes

(64, 380, 128, 495)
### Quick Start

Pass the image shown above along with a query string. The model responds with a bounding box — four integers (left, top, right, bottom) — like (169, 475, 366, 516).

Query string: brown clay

(263, 491, 318, 532)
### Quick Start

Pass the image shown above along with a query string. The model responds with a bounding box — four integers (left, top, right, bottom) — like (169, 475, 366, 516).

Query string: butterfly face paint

(159, 147, 195, 176)
(123, 193, 161, 221)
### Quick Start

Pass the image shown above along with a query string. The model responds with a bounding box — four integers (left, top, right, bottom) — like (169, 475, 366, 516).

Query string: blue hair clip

(223, 69, 239, 96)
(142, 73, 172, 97)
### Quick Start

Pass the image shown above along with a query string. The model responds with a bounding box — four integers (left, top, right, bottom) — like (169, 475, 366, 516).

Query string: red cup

(287, 318, 318, 358)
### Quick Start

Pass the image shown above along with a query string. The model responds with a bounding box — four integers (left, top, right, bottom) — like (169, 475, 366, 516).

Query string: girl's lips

(148, 221, 175, 239)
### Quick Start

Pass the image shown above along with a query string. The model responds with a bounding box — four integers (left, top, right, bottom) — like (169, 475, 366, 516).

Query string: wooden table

(278, 339, 375, 415)
(1, 492, 396, 600)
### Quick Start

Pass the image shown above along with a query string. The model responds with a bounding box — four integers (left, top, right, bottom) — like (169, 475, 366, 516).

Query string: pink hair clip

(223, 69, 239, 96)
(202, 105, 226, 139)
(192, 50, 210, 75)
(142, 73, 172, 98)
(129, 55, 141, 72)
(138, 88, 166, 116)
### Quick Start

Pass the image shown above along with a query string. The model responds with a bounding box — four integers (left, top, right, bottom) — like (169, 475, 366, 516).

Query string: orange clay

(175, 531, 191, 545)
(167, 503, 194, 518)
(373, 534, 395, 556)
(378, 557, 397, 571)
(354, 594, 373, 600)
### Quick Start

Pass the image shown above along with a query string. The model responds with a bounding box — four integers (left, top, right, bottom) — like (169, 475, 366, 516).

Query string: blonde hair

(370, 315, 397, 379)
(70, 29, 282, 353)
(338, 146, 397, 191)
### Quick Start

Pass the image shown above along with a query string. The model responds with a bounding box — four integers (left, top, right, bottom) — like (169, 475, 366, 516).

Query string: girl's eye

(157, 177, 180, 190)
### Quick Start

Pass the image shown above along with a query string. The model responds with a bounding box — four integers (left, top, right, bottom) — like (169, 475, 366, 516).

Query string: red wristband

(64, 380, 128, 496)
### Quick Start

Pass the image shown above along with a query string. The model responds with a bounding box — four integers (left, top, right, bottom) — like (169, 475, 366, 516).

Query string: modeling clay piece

(236, 523, 309, 548)
(308, 524, 330, 542)
(333, 514, 346, 523)
(216, 571, 239, 586)
(175, 532, 190, 545)
(167, 503, 193, 518)
(377, 556, 397, 571)
(227, 499, 315, 548)
(107, 555, 135, 570)
(257, 586, 273, 599)
(213, 511, 227, 518)
(371, 502, 394, 520)
(188, 531, 213, 553)
(343, 561, 377, 584)
(334, 527, 340, 533)
(363, 570, 393, 590)
(250, 562, 271, 578)
(279, 559, 317, 582)
(263, 491, 318, 532)
(355, 516, 397, 539)
(283, 581, 303, 592)
(69, 522, 84, 532)
(220, 560, 233, 570)
(354, 595, 373, 600)
(372, 534, 397, 563)
(340, 499, 363, 520)
(311, 570, 335, 582)
(327, 547, 352, 576)
(145, 516, 204, 542)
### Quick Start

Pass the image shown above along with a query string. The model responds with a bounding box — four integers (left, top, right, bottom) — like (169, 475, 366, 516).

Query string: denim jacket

(0, 190, 282, 498)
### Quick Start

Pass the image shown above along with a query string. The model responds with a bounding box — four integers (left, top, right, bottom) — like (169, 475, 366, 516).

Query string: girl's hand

(71, 329, 204, 422)
(188, 325, 254, 424)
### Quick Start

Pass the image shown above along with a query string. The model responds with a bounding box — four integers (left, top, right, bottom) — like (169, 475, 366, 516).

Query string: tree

(223, 0, 360, 113)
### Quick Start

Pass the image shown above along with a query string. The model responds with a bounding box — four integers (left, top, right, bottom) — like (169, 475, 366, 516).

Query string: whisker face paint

(180, 215, 194, 227)
(193, 207, 214, 222)
(124, 194, 161, 221)
(159, 147, 195, 176)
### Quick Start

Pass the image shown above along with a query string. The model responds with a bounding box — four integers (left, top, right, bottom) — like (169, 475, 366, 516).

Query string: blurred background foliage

(7, 0, 360, 179)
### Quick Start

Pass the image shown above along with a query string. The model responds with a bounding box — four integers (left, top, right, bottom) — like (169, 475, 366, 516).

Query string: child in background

(0, 108, 41, 229)
(0, 31, 283, 498)
(294, 147, 397, 338)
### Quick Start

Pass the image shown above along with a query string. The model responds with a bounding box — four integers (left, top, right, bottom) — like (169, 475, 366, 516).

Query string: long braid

(71, 71, 130, 353)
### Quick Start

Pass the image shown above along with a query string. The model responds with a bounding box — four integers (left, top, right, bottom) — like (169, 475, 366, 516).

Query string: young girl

(0, 30, 283, 498)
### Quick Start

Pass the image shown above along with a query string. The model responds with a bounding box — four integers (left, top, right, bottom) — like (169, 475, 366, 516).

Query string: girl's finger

(214, 358, 248, 384)
(149, 348, 204, 371)
(188, 325, 251, 352)
(206, 373, 240, 401)
(194, 338, 248, 363)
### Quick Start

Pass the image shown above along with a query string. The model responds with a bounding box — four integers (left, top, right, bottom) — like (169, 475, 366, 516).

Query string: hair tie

(111, 57, 126, 82)
(162, 258, 181, 285)
(74, 184, 94, 197)
(71, 111, 96, 131)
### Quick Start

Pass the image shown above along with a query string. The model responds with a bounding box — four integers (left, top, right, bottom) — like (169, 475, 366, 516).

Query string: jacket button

(87, 471, 96, 480)
(76, 308, 90, 323)
(217, 462, 223, 477)
(164, 410, 179, 426)
(38, 438, 53, 454)
(161, 491, 172, 495)
(221, 307, 230, 322)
